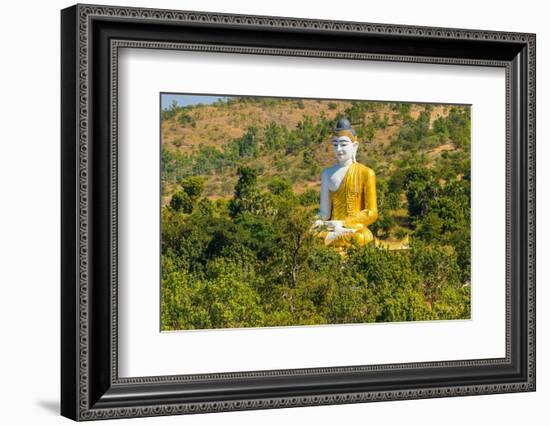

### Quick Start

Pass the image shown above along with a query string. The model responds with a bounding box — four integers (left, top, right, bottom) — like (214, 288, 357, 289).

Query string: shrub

(170, 191, 193, 213)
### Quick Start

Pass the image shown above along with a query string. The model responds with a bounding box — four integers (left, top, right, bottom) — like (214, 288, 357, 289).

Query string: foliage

(264, 121, 290, 151)
(179, 176, 204, 202)
(285, 115, 333, 154)
(390, 105, 471, 152)
(161, 162, 471, 330)
(268, 177, 294, 197)
(229, 166, 277, 218)
(178, 112, 196, 128)
(161, 146, 193, 183)
(298, 189, 319, 206)
(161, 99, 182, 121)
(169, 191, 193, 213)
(192, 145, 229, 175)
(228, 126, 259, 158)
(433, 107, 471, 148)
(160, 98, 472, 330)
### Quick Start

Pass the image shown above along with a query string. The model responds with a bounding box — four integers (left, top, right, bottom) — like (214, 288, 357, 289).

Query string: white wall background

(0, 0, 547, 424)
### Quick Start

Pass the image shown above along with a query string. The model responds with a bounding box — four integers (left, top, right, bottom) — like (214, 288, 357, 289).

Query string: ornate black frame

(61, 3, 536, 421)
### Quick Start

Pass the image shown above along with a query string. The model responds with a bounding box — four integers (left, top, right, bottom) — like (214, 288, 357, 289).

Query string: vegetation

(160, 97, 471, 330)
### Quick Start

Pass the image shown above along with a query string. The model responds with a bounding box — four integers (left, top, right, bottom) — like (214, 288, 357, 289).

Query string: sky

(161, 93, 229, 109)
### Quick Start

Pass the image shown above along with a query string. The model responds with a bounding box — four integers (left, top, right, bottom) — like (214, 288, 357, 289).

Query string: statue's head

(332, 118, 358, 165)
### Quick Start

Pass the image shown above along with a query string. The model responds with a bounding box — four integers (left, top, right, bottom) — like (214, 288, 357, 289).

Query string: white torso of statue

(319, 161, 352, 220)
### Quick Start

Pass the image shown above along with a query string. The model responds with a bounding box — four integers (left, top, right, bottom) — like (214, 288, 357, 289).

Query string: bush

(268, 177, 293, 197)
(179, 176, 204, 201)
(264, 122, 289, 151)
(170, 191, 193, 213)
(298, 189, 319, 206)
(177, 112, 196, 128)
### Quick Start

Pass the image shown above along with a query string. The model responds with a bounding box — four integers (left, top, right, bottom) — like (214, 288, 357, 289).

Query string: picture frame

(61, 3, 536, 421)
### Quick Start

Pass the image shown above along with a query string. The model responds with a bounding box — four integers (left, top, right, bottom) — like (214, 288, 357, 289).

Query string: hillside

(161, 97, 466, 208)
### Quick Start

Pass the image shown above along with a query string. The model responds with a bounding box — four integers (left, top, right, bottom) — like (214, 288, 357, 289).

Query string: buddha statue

(313, 118, 378, 253)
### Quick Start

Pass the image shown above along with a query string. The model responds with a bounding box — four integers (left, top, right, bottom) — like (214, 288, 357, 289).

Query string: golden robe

(326, 162, 378, 248)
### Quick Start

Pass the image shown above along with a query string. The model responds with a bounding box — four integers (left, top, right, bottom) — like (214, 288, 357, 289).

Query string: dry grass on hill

(161, 98, 458, 200)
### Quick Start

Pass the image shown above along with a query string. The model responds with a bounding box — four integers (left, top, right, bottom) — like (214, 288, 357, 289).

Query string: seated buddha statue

(313, 118, 378, 253)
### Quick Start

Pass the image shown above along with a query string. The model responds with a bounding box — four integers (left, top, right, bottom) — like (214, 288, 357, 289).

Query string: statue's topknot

(333, 117, 358, 142)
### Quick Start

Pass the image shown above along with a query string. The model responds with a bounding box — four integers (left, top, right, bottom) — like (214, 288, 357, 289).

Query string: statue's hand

(335, 226, 357, 235)
(324, 226, 356, 245)
(312, 219, 325, 229)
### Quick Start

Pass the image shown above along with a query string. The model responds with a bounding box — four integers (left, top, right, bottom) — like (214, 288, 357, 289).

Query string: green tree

(298, 189, 319, 206)
(234, 166, 257, 200)
(410, 240, 461, 308)
(229, 167, 277, 218)
(347, 247, 432, 322)
(161, 99, 181, 121)
(179, 176, 204, 202)
(169, 191, 193, 213)
(272, 204, 317, 288)
(264, 122, 289, 151)
(161, 265, 211, 330)
(414, 212, 444, 242)
(236, 126, 259, 158)
(267, 177, 293, 197)
(177, 111, 196, 128)
(403, 168, 437, 218)
(201, 258, 265, 328)
(192, 145, 228, 175)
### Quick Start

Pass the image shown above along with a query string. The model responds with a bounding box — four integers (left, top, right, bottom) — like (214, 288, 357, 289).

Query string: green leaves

(169, 176, 205, 213)
(169, 191, 193, 213)
(161, 171, 471, 330)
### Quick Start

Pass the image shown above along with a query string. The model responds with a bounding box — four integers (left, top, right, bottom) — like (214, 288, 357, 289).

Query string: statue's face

(332, 136, 358, 165)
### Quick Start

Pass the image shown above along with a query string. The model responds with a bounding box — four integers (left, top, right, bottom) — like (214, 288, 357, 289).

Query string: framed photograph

(61, 4, 536, 421)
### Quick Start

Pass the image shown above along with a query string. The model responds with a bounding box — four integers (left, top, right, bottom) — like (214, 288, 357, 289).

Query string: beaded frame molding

(61, 3, 536, 421)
